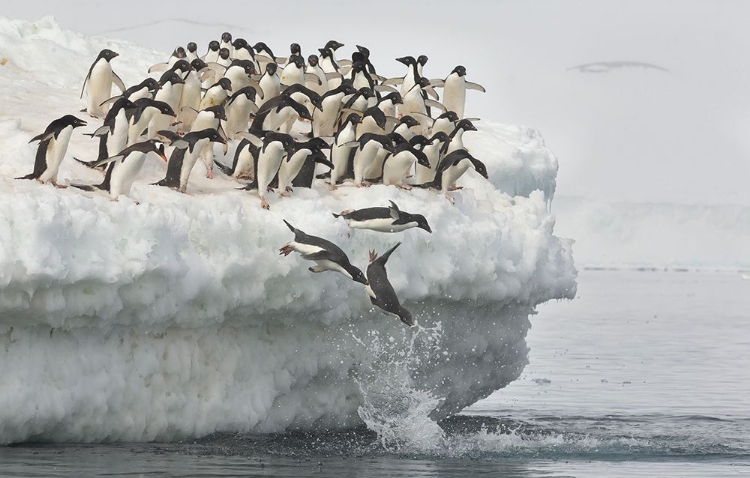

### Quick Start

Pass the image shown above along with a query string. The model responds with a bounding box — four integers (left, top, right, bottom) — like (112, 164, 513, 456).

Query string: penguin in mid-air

(81, 49, 125, 118)
(334, 200, 431, 234)
(18, 115, 87, 186)
(366, 242, 415, 327)
(280, 220, 368, 285)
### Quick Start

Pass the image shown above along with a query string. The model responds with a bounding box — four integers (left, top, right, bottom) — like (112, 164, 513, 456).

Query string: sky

(4, 0, 750, 205)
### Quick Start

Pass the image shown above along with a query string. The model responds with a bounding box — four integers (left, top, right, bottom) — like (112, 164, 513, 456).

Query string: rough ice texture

(0, 16, 576, 444)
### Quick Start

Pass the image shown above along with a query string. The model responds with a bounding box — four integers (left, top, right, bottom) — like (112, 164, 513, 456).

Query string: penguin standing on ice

(334, 200, 431, 233)
(75, 97, 135, 169)
(18, 115, 87, 186)
(81, 49, 125, 118)
(71, 140, 167, 200)
(280, 220, 368, 285)
(420, 149, 488, 200)
(433, 65, 485, 119)
(154, 129, 226, 193)
(366, 242, 415, 327)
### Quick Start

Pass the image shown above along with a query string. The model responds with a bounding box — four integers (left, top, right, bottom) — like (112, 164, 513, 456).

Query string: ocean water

(1, 269, 748, 477)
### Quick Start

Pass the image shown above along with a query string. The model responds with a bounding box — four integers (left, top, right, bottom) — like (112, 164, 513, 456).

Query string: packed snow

(0, 16, 576, 444)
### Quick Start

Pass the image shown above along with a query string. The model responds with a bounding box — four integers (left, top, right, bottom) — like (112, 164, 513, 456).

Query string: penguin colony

(17, 33, 488, 327)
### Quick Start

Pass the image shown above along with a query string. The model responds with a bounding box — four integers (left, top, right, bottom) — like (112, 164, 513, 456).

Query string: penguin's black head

(452, 65, 467, 77)
(266, 63, 278, 75)
(417, 77, 430, 88)
(471, 156, 488, 179)
(142, 77, 160, 91)
(308, 54, 319, 67)
(438, 111, 459, 122)
(339, 79, 356, 94)
(61, 115, 87, 129)
(100, 49, 119, 62)
(385, 92, 403, 104)
(430, 131, 449, 143)
(187, 42, 197, 53)
(417, 55, 429, 66)
(156, 102, 177, 117)
(191, 59, 208, 71)
(253, 41, 269, 53)
(235, 86, 257, 101)
(345, 113, 361, 125)
(233, 38, 248, 49)
(358, 87, 374, 98)
(160, 71, 184, 86)
(222, 32, 232, 43)
(348, 266, 368, 286)
(307, 137, 330, 151)
(219, 48, 231, 60)
(414, 214, 432, 233)
(317, 48, 330, 59)
(325, 40, 344, 51)
(308, 91, 324, 110)
(206, 105, 227, 121)
(290, 43, 301, 55)
(209, 129, 227, 144)
(457, 119, 476, 132)
(292, 55, 305, 69)
(356, 45, 370, 57)
(400, 115, 419, 128)
(396, 56, 415, 66)
(235, 59, 255, 75)
(388, 132, 408, 146)
(218, 77, 233, 91)
(352, 52, 365, 65)
(311, 150, 334, 170)
(173, 47, 186, 58)
(172, 59, 191, 74)
(208, 40, 220, 52)
(409, 135, 430, 148)
(413, 148, 430, 168)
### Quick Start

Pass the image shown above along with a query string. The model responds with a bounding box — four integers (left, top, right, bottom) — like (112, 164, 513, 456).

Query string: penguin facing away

(366, 242, 415, 327)
(18, 115, 88, 185)
(334, 200, 431, 233)
(280, 220, 368, 285)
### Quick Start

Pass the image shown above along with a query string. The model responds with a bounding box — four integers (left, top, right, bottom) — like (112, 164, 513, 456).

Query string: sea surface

(1, 270, 748, 477)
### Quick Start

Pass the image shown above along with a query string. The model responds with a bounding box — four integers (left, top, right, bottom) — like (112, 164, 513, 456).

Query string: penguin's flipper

(28, 132, 54, 144)
(340, 141, 362, 150)
(337, 59, 353, 68)
(214, 160, 233, 176)
(282, 219, 296, 233)
(74, 156, 103, 168)
(92, 154, 125, 169)
(80, 73, 90, 99)
(373, 85, 397, 94)
(254, 54, 274, 63)
(157, 130, 188, 149)
(83, 125, 112, 138)
(112, 71, 126, 93)
(466, 82, 486, 93)
(69, 183, 98, 191)
(429, 79, 446, 88)
(206, 62, 228, 76)
(325, 72, 343, 80)
(388, 201, 401, 220)
(372, 73, 387, 82)
(236, 131, 263, 147)
(464, 117, 481, 122)
(275, 56, 288, 64)
(304, 73, 322, 86)
(376, 242, 401, 266)
(147, 63, 169, 74)
(425, 87, 440, 100)
(424, 99, 447, 113)
(384, 116, 401, 131)
(99, 95, 123, 108)
(380, 77, 403, 86)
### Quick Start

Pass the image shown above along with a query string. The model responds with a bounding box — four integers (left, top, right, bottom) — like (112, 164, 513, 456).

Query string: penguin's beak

(396, 57, 409, 66)
(74, 118, 88, 128)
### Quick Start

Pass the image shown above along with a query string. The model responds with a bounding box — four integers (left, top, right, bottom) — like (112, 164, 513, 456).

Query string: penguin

(253, 42, 279, 74)
(99, 78, 159, 109)
(250, 95, 313, 133)
(395, 56, 419, 99)
(18, 115, 87, 186)
(147, 46, 186, 73)
(343, 132, 395, 186)
(75, 97, 135, 169)
(154, 128, 226, 193)
(365, 242, 414, 327)
(350, 61, 375, 90)
(214, 136, 258, 180)
(279, 83, 324, 119)
(189, 105, 228, 179)
(127, 98, 177, 145)
(312, 80, 356, 137)
(220, 32, 233, 57)
(186, 42, 199, 62)
(442, 119, 477, 156)
(277, 139, 334, 196)
(430, 111, 459, 137)
(330, 113, 360, 186)
(305, 54, 328, 95)
(72, 140, 167, 200)
(353, 106, 392, 138)
(279, 54, 306, 87)
(256, 63, 280, 109)
(420, 149, 488, 198)
(414, 131, 449, 184)
(319, 40, 345, 89)
(376, 92, 403, 120)
(334, 200, 431, 233)
(434, 65, 486, 119)
(381, 142, 431, 188)
(280, 220, 368, 284)
(199, 77, 233, 110)
(355, 45, 378, 75)
(216, 47, 233, 69)
(245, 132, 295, 209)
(289, 137, 333, 188)
(417, 55, 429, 77)
(81, 49, 125, 117)
(231, 38, 255, 63)
(223, 59, 259, 92)
(148, 70, 185, 139)
(202, 40, 220, 63)
(392, 115, 420, 142)
(224, 86, 259, 139)
(400, 77, 445, 132)
(178, 61, 204, 131)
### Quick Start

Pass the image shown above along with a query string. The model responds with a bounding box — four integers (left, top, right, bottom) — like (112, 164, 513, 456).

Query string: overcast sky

(5, 1, 750, 205)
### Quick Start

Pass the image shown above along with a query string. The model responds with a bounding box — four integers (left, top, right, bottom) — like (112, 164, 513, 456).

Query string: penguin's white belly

(128, 87, 152, 102)
(365, 148, 389, 180)
(353, 144, 379, 183)
(312, 259, 351, 278)
(313, 95, 343, 136)
(442, 159, 472, 191)
(445, 133, 465, 156)
(352, 72, 370, 90)
(382, 153, 414, 185)
(200, 89, 227, 110)
(87, 61, 113, 115)
(279, 150, 309, 190)
(179, 76, 202, 127)
(306, 66, 327, 94)
(442, 75, 466, 118)
(400, 90, 426, 118)
(290, 241, 325, 256)
(280, 66, 303, 86)
(225, 69, 249, 90)
(357, 118, 383, 138)
(258, 76, 280, 107)
(264, 108, 297, 132)
(233, 146, 255, 179)
(39, 128, 73, 182)
(379, 101, 397, 119)
(348, 218, 415, 232)
(400, 75, 416, 97)
(108, 113, 129, 156)
(257, 147, 285, 195)
(431, 119, 454, 137)
(226, 100, 254, 138)
(415, 144, 441, 183)
(110, 153, 147, 198)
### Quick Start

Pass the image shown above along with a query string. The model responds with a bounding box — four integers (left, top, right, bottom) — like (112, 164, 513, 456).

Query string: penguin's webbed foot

(279, 244, 294, 256)
(448, 185, 463, 191)
(368, 250, 378, 263)
(396, 184, 412, 191)
(206, 169, 214, 179)
(279, 192, 291, 198)
(52, 181, 67, 189)
(285, 186, 293, 193)
(266, 186, 275, 193)
(444, 193, 454, 203)
(260, 197, 270, 209)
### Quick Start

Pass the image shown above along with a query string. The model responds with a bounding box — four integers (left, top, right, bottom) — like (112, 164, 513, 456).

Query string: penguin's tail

(283, 219, 295, 233)
(413, 180, 439, 190)
(236, 181, 257, 191)
(152, 179, 168, 187)
(69, 183, 97, 192)
(315, 171, 331, 180)
(16, 173, 38, 180)
(73, 157, 100, 169)
(331, 212, 341, 218)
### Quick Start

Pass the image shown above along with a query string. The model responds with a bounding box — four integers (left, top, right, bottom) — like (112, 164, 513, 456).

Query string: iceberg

(0, 16, 576, 444)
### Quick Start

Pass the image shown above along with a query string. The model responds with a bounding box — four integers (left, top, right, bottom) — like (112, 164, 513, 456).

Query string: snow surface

(0, 16, 576, 443)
